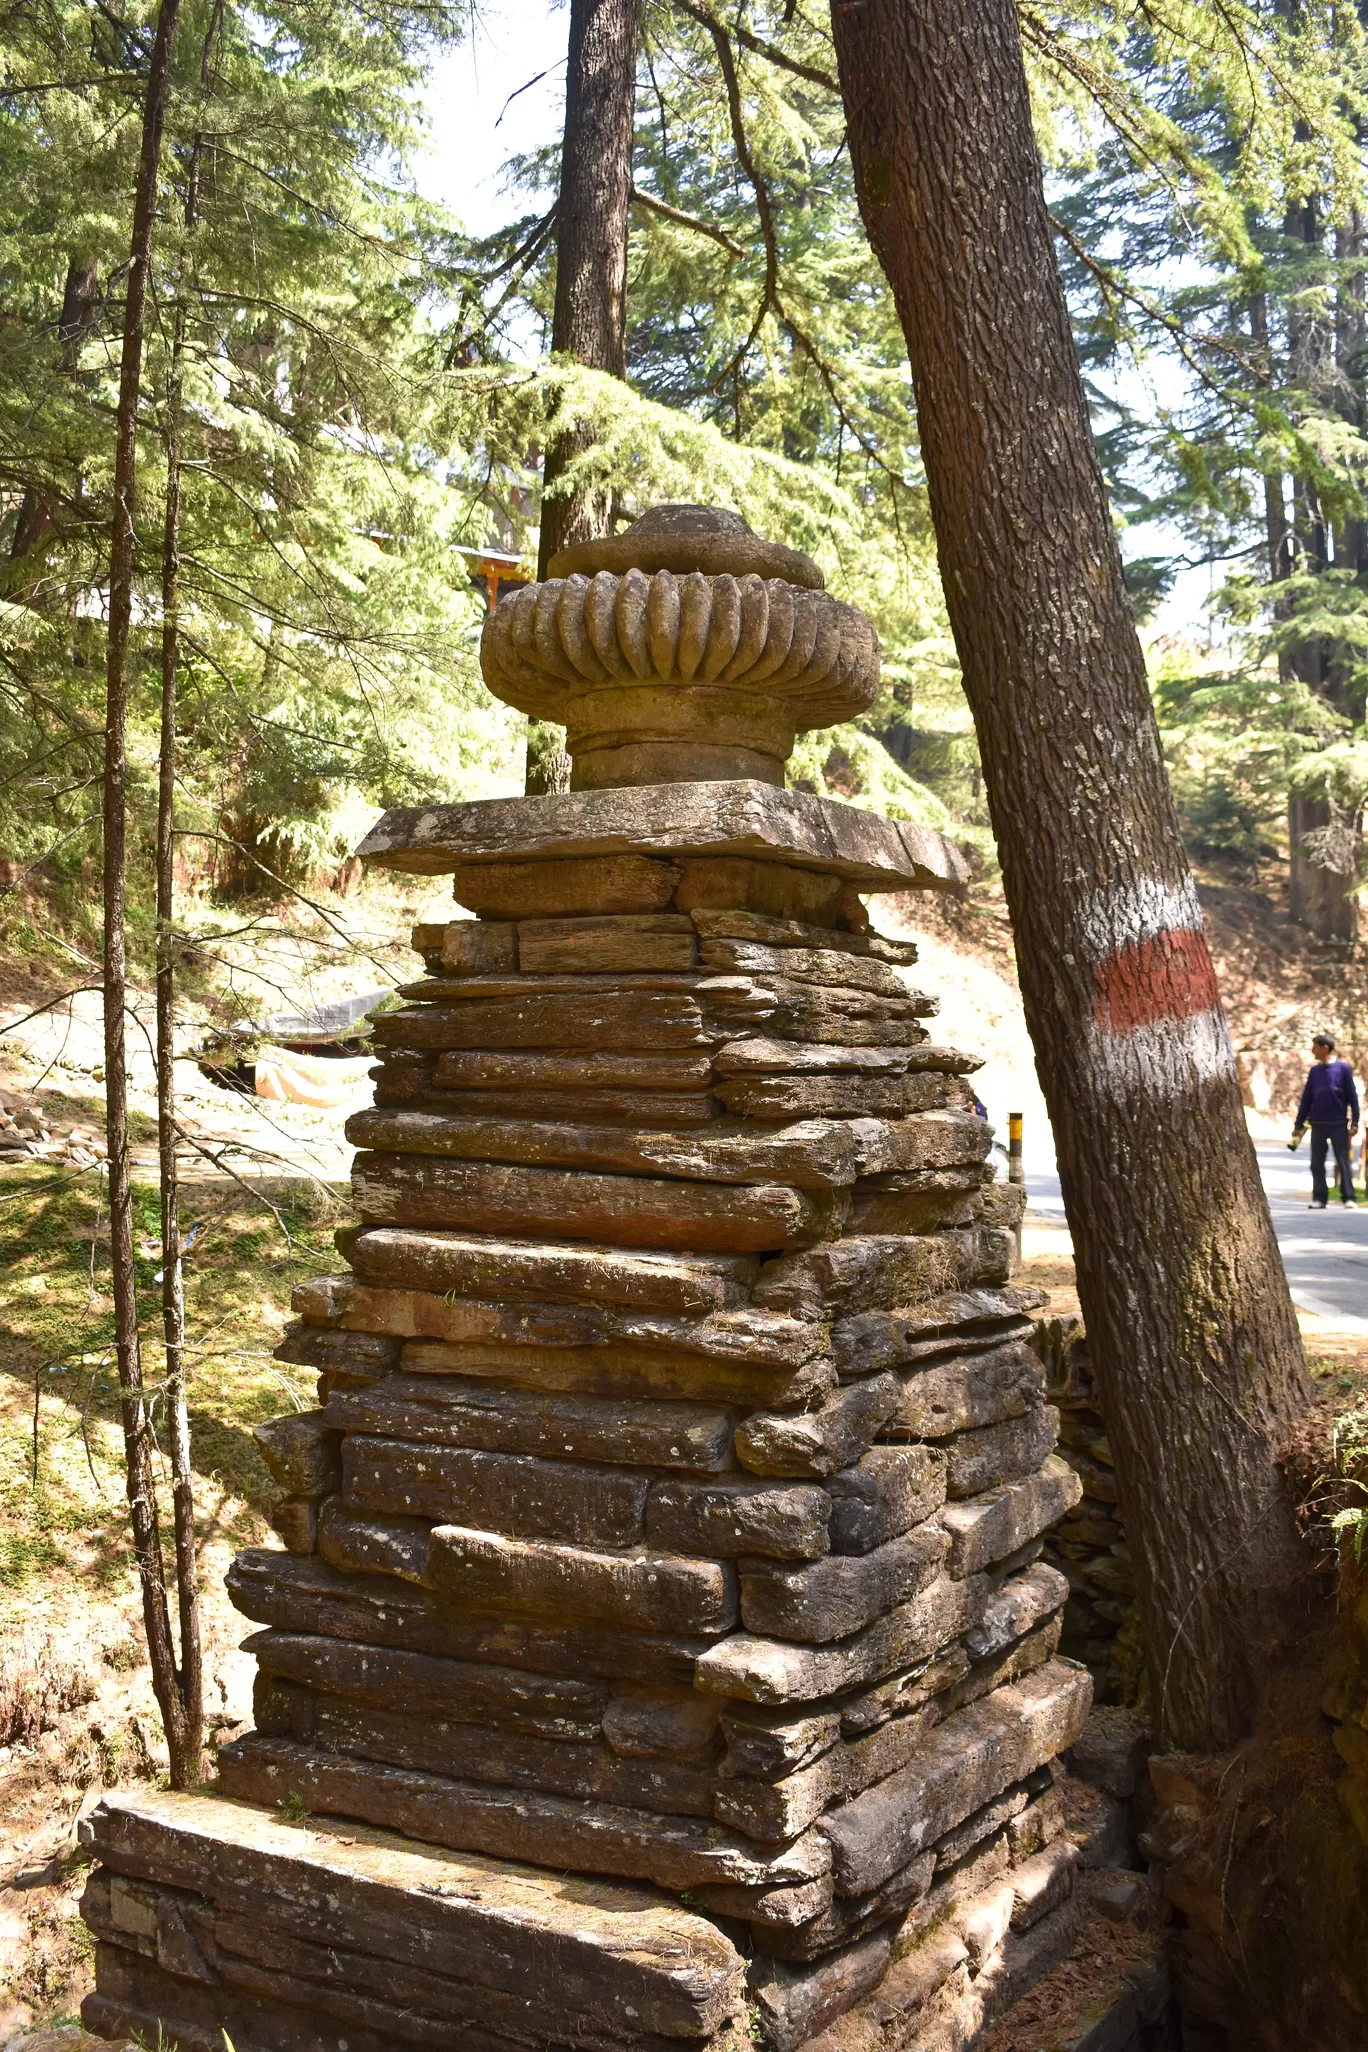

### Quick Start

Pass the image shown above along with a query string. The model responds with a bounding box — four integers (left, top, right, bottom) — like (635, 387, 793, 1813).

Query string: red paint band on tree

(1092, 928, 1222, 1037)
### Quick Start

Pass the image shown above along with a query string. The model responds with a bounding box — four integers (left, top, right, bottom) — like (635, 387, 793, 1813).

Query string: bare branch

(631, 184, 745, 256)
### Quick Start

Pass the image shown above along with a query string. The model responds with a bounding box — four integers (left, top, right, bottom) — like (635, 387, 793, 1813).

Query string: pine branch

(672, 0, 837, 93)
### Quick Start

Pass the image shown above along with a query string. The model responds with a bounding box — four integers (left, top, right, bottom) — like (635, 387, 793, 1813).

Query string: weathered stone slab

(945, 1407, 1060, 1499)
(215, 1735, 833, 1892)
(829, 1288, 1046, 1374)
(1009, 1841, 1080, 1931)
(961, 1564, 1069, 1662)
(718, 1706, 843, 1780)
(344, 1227, 755, 1313)
(297, 1695, 720, 1821)
(694, 1573, 984, 1705)
(748, 1930, 894, 2052)
(519, 914, 699, 973)
(411, 1085, 724, 1128)
(342, 1437, 649, 1547)
(87, 1942, 741, 2052)
(713, 1039, 975, 1075)
(297, 1273, 603, 1344)
(726, 1707, 951, 1855)
(735, 1375, 902, 1478)
(355, 782, 969, 892)
(739, 1525, 949, 1644)
(645, 1478, 831, 1561)
(601, 1691, 721, 1763)
(456, 854, 685, 918)
(947, 1619, 1063, 1719)
(827, 1447, 946, 1555)
(689, 911, 919, 965)
(751, 1849, 939, 1966)
(888, 1344, 1045, 1440)
(676, 857, 845, 924)
(433, 1049, 714, 1091)
(848, 1167, 988, 1235)
(353, 1153, 845, 1253)
(764, 987, 934, 1048)
(396, 971, 704, 1001)
(347, 1107, 879, 1191)
(78, 1786, 748, 2036)
(245, 1631, 607, 1740)
(299, 1274, 823, 1370)
(327, 1376, 738, 1472)
(370, 991, 708, 1051)
(398, 1337, 831, 1410)
(270, 1497, 321, 1554)
(814, 1661, 1092, 1895)
(429, 1527, 738, 1635)
(254, 1412, 341, 1496)
(930, 1774, 1050, 1872)
(753, 1232, 979, 1318)
(85, 1912, 742, 2052)
(714, 1075, 962, 1122)
(719, 1701, 947, 1850)
(227, 1549, 708, 1687)
(836, 1648, 970, 1738)
(274, 1323, 401, 1374)
(414, 917, 518, 974)
(317, 1502, 434, 1583)
(698, 938, 907, 998)
(689, 1875, 835, 1931)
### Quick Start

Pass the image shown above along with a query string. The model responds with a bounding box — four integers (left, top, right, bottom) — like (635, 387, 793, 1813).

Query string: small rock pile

(0, 1100, 109, 1168)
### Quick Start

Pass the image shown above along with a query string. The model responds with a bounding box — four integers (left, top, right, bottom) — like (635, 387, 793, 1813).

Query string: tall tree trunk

(1281, 191, 1359, 938)
(830, 0, 1315, 1750)
(528, 0, 638, 793)
(152, 4, 222, 1789)
(103, 0, 200, 1789)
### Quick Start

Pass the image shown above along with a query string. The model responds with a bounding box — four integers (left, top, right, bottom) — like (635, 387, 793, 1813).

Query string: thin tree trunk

(103, 0, 197, 1788)
(528, 0, 638, 793)
(153, 4, 221, 1787)
(830, 0, 1315, 1750)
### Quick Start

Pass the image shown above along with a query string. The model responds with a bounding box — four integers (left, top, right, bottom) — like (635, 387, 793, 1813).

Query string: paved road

(1022, 1133, 1368, 1334)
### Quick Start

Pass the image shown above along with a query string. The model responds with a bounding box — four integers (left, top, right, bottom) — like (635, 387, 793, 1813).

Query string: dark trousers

(1310, 1122, 1356, 1203)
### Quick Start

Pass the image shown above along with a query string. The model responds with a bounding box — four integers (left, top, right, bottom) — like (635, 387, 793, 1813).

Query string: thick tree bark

(529, 0, 637, 793)
(539, 0, 637, 570)
(103, 0, 201, 1788)
(830, 0, 1315, 1749)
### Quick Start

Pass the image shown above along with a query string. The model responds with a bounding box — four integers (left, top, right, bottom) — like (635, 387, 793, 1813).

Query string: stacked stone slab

(80, 506, 1091, 2052)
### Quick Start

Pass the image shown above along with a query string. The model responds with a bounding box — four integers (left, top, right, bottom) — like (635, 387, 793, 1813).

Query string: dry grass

(0, 1160, 346, 2034)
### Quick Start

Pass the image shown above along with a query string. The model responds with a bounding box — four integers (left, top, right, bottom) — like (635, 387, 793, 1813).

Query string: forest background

(7, 0, 1368, 971)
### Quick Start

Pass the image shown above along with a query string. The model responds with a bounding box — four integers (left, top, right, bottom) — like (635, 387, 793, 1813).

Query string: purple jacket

(1297, 1059, 1359, 1128)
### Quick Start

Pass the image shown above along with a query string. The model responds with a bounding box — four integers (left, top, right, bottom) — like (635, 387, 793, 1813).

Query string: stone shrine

(78, 507, 1091, 2052)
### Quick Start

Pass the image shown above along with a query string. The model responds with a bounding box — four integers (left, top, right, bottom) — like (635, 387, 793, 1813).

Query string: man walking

(1293, 1034, 1360, 1209)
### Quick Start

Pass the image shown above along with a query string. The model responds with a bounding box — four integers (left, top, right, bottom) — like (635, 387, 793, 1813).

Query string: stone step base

(76, 1788, 747, 2052)
(76, 1788, 1092, 2052)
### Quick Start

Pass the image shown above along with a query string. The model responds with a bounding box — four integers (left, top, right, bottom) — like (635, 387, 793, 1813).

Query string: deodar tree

(828, 0, 1316, 1751)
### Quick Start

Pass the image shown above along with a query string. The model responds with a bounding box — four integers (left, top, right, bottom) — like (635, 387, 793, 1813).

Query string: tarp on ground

(253, 1044, 374, 1109)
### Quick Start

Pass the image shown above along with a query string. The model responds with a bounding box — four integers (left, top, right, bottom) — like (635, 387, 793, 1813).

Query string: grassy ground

(0, 1160, 344, 2036)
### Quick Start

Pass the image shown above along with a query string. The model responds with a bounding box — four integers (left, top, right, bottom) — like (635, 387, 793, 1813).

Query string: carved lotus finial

(479, 504, 882, 791)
